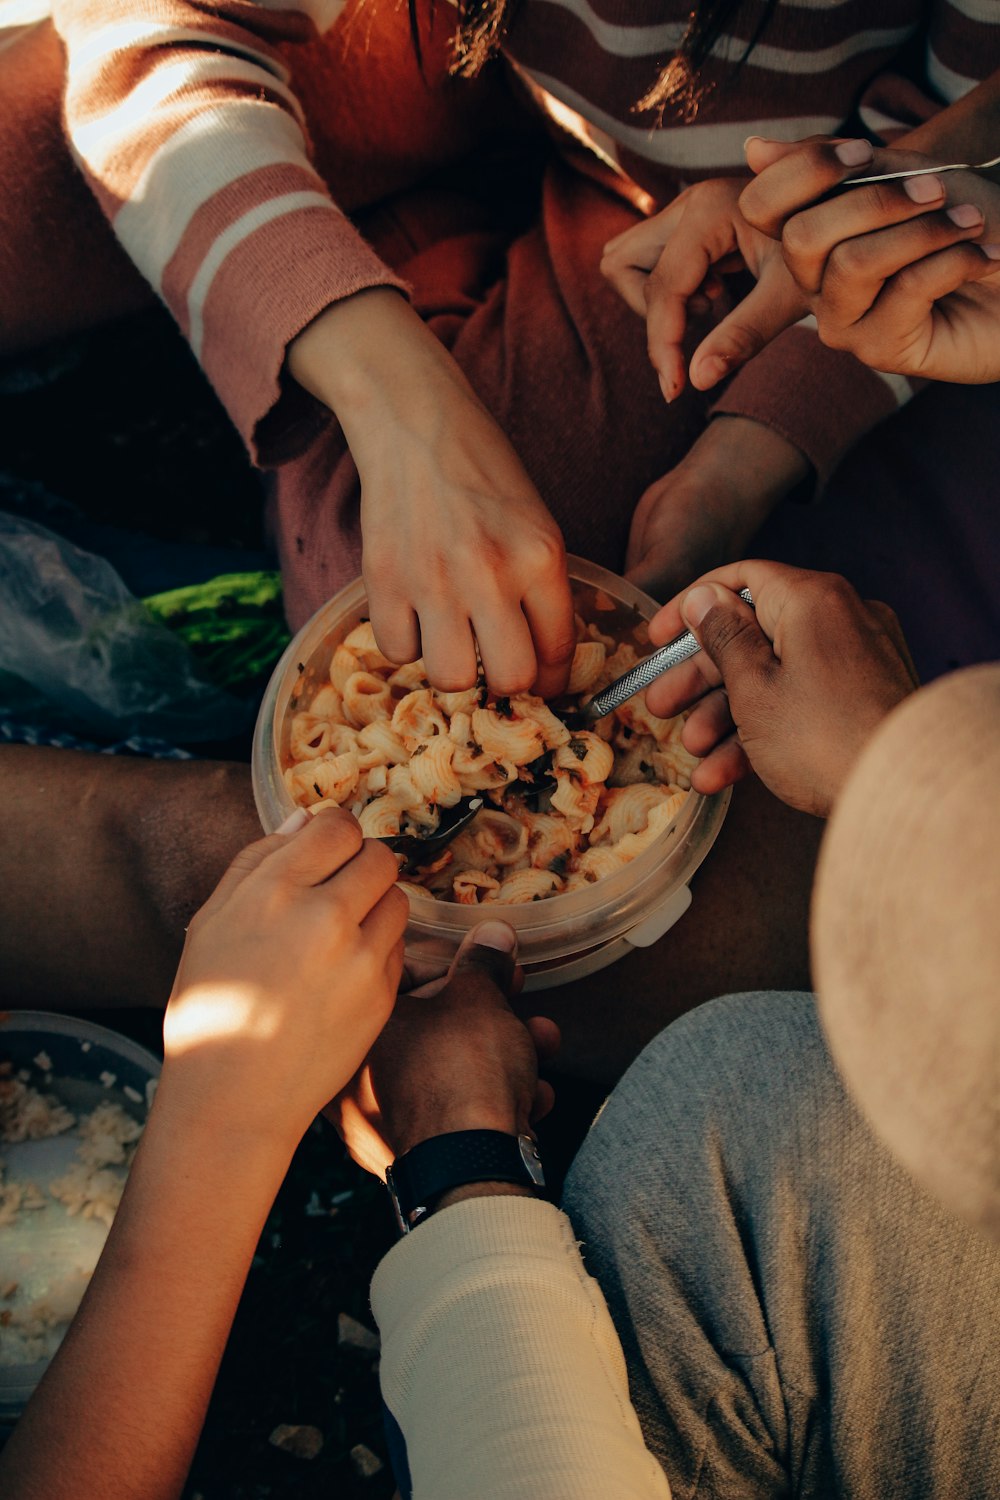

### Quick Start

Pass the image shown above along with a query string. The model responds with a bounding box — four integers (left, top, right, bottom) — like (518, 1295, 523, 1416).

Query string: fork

(842, 153, 1000, 189)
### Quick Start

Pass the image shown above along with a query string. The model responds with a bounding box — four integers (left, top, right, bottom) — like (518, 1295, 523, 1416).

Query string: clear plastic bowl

(253, 557, 730, 988)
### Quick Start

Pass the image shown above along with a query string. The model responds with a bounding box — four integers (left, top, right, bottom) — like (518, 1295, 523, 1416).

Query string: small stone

(268, 1423, 324, 1460)
(337, 1312, 380, 1355)
(350, 1443, 384, 1479)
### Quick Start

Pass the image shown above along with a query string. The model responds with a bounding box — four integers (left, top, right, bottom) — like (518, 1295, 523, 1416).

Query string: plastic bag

(0, 514, 255, 742)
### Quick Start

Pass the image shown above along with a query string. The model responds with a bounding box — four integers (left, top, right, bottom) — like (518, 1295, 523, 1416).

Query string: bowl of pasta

(253, 557, 730, 989)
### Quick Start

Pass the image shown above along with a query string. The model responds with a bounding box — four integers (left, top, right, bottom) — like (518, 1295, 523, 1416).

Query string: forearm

(0, 1090, 292, 1500)
(372, 1195, 672, 1500)
(53, 0, 404, 462)
(0, 748, 258, 1009)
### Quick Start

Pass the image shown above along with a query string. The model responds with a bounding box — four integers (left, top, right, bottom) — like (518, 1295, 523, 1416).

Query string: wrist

(433, 1181, 536, 1214)
(151, 1067, 304, 1186)
(287, 287, 459, 426)
(386, 1128, 545, 1233)
(391, 1108, 520, 1160)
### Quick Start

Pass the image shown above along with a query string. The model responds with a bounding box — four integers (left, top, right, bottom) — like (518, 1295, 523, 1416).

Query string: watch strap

(386, 1130, 545, 1234)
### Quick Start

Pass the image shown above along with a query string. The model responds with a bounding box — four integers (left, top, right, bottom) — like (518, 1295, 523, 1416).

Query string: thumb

(681, 583, 775, 690)
(452, 920, 519, 997)
(689, 270, 805, 389)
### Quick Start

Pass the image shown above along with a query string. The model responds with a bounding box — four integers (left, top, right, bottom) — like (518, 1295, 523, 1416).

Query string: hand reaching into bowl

(289, 289, 577, 699)
(642, 561, 919, 818)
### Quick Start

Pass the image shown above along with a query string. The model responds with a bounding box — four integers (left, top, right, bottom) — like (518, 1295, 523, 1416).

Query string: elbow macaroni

(282, 611, 694, 904)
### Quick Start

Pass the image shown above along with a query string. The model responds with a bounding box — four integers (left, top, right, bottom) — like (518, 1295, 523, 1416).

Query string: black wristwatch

(386, 1130, 546, 1234)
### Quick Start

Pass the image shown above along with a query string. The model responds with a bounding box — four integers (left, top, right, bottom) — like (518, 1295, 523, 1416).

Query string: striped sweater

(53, 0, 1000, 483)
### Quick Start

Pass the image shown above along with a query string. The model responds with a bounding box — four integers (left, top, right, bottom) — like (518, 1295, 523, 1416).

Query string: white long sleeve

(370, 1195, 672, 1499)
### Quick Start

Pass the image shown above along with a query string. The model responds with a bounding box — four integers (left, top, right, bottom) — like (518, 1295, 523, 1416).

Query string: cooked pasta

(282, 597, 694, 903)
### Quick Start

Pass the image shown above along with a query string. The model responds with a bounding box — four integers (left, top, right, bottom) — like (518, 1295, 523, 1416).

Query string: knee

(564, 991, 833, 1247)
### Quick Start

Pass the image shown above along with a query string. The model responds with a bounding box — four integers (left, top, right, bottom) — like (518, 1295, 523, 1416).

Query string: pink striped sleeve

(52, 0, 406, 464)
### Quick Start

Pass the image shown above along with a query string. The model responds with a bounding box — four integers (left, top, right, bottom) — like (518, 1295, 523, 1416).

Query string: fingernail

(904, 174, 944, 203)
(276, 807, 310, 835)
(743, 134, 765, 153)
(980, 243, 1000, 259)
(658, 371, 677, 404)
(472, 920, 517, 954)
(834, 139, 874, 167)
(697, 355, 730, 388)
(946, 202, 984, 227)
(681, 585, 718, 632)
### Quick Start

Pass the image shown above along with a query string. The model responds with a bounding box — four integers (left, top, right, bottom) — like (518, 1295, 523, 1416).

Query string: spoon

(841, 153, 1000, 189)
(563, 587, 755, 730)
(379, 796, 484, 873)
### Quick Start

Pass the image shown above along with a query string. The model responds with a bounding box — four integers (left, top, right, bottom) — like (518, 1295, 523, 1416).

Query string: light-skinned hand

(288, 289, 576, 698)
(643, 561, 919, 818)
(161, 805, 409, 1153)
(330, 921, 559, 1179)
(600, 175, 808, 400)
(740, 136, 1000, 381)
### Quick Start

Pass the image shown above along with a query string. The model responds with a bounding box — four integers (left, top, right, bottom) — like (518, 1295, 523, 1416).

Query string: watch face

(518, 1134, 546, 1189)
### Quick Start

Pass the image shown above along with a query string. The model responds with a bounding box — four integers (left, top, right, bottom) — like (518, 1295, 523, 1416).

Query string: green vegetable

(143, 572, 290, 695)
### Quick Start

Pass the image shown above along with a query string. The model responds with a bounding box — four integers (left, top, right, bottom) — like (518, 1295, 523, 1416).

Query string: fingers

(525, 1014, 561, 1066)
(740, 137, 877, 238)
(644, 653, 722, 721)
(258, 804, 366, 889)
(359, 895, 408, 988)
(856, 240, 1000, 346)
(643, 237, 716, 400)
(414, 603, 480, 692)
(367, 593, 420, 672)
(600, 198, 687, 315)
(688, 263, 806, 389)
(522, 570, 577, 700)
(778, 175, 954, 296)
(689, 734, 752, 794)
(472, 600, 536, 696)
(865, 599, 920, 687)
(531, 1078, 556, 1125)
(680, 686, 735, 756)
(602, 190, 741, 401)
(316, 837, 407, 929)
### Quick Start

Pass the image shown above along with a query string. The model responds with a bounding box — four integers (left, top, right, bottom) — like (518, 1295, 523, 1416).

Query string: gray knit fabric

(564, 992, 1000, 1500)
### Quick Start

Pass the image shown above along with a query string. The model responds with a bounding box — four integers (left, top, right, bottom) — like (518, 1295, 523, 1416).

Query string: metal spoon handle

(841, 153, 1000, 188)
(582, 588, 754, 722)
